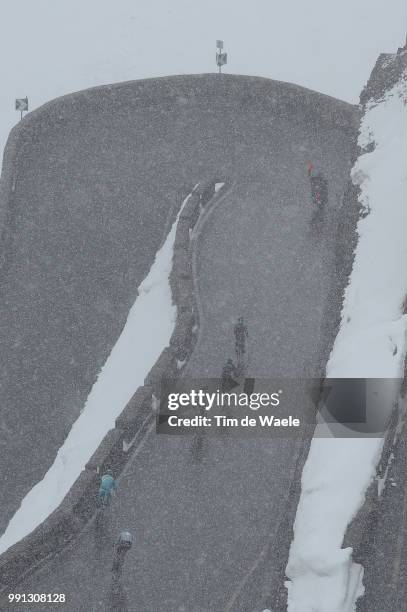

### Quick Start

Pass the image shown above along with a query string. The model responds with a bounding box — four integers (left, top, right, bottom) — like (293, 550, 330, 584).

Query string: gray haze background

(0, 0, 406, 163)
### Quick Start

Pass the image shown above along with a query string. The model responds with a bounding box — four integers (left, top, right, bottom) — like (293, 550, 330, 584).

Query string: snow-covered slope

(285, 64, 407, 611)
(0, 190, 195, 555)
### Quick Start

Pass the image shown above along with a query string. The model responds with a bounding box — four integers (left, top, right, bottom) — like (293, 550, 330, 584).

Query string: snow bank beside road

(286, 71, 407, 611)
(0, 191, 193, 555)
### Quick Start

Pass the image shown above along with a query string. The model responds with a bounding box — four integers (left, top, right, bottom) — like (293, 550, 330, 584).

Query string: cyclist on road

(307, 163, 328, 207)
(99, 469, 116, 506)
(112, 530, 133, 577)
(221, 358, 239, 392)
(234, 316, 248, 360)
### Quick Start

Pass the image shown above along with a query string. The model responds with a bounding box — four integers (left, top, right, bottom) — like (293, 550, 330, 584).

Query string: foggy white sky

(0, 0, 406, 157)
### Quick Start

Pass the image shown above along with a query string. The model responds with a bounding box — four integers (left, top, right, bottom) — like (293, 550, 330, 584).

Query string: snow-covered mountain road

(4, 75, 358, 611)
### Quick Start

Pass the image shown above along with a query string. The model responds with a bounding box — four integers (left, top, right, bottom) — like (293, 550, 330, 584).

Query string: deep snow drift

(285, 69, 407, 611)
(0, 191, 193, 555)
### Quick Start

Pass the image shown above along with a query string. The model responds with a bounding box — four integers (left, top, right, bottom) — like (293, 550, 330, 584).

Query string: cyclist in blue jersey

(99, 469, 116, 507)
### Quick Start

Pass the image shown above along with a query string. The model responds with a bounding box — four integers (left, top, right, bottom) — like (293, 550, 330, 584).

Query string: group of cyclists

(97, 318, 250, 568)
(100, 161, 327, 569)
(220, 162, 327, 389)
(98, 469, 133, 577)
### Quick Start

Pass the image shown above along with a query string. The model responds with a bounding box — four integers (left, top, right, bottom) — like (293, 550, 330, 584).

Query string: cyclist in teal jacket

(99, 469, 116, 505)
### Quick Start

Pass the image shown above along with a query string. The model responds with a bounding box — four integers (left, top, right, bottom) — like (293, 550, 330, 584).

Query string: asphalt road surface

(6, 78, 358, 612)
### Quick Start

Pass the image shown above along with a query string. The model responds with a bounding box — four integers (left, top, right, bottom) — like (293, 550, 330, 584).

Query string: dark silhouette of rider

(307, 163, 328, 207)
(112, 530, 133, 577)
(234, 317, 248, 359)
(221, 358, 238, 392)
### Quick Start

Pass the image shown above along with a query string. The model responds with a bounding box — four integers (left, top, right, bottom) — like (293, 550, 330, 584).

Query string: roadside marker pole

(216, 40, 227, 74)
(15, 96, 29, 120)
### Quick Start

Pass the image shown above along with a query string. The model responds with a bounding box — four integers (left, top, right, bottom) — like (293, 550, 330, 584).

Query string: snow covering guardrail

(0, 178, 226, 592)
(285, 61, 407, 612)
